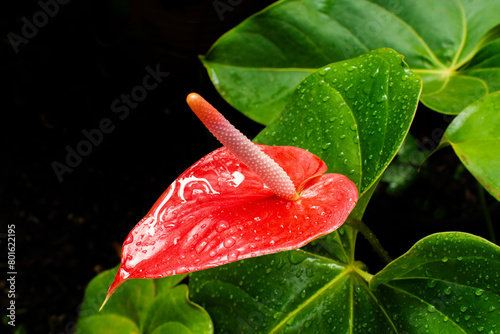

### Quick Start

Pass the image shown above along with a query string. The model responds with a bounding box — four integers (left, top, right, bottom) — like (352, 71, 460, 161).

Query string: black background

(1, 1, 497, 333)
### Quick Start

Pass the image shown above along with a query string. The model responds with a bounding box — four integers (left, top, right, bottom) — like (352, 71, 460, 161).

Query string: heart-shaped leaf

(256, 48, 422, 205)
(253, 48, 420, 263)
(439, 91, 500, 200)
(189, 48, 424, 332)
(202, 0, 500, 123)
(370, 232, 500, 333)
(75, 266, 212, 334)
(190, 232, 500, 333)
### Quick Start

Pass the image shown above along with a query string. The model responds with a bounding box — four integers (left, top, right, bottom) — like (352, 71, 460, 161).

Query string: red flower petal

(104, 144, 358, 302)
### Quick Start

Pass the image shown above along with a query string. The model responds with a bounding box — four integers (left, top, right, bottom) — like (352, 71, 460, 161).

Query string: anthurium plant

(76, 1, 500, 333)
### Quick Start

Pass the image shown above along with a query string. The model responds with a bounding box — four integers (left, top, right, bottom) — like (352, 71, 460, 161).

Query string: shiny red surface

(105, 144, 358, 301)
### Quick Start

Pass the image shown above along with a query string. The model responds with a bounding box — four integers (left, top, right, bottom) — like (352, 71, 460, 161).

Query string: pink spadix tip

(186, 93, 299, 200)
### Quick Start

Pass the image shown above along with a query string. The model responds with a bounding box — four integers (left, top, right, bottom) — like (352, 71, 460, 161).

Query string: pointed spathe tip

(98, 294, 110, 312)
(99, 269, 126, 312)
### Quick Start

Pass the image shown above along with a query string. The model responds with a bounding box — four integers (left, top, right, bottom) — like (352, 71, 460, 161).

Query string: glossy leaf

(370, 232, 500, 333)
(190, 232, 500, 333)
(202, 0, 500, 123)
(189, 49, 426, 332)
(254, 48, 420, 265)
(190, 250, 395, 333)
(440, 91, 500, 200)
(106, 144, 357, 298)
(256, 48, 422, 202)
(75, 266, 212, 334)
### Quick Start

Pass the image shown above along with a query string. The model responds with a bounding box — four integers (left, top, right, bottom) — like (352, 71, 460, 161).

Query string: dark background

(1, 1, 497, 333)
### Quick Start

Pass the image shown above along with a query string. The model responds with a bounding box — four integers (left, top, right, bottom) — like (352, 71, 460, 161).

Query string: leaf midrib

(381, 281, 469, 334)
(268, 265, 351, 333)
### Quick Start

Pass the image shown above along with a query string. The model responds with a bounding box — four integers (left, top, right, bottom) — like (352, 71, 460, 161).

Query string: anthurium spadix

(101, 93, 358, 309)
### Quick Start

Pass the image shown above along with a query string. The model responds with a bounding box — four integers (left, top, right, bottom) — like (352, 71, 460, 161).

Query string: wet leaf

(190, 232, 500, 333)
(439, 91, 500, 200)
(371, 232, 500, 333)
(189, 49, 427, 332)
(202, 0, 500, 123)
(75, 266, 212, 334)
(190, 250, 397, 333)
(256, 48, 422, 208)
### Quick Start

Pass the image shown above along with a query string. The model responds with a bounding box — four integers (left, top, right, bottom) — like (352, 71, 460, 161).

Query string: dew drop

(475, 288, 485, 296)
(216, 221, 229, 232)
(427, 280, 437, 288)
(223, 237, 236, 248)
(376, 94, 387, 103)
(195, 241, 208, 254)
(228, 250, 240, 261)
(319, 67, 330, 76)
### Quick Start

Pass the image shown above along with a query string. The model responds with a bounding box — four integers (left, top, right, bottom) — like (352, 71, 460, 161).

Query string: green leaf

(78, 265, 156, 326)
(75, 314, 139, 334)
(142, 285, 213, 334)
(370, 232, 500, 333)
(190, 232, 500, 333)
(440, 91, 500, 200)
(253, 48, 420, 264)
(190, 250, 397, 333)
(202, 0, 500, 123)
(75, 266, 213, 334)
(151, 322, 193, 334)
(255, 48, 422, 202)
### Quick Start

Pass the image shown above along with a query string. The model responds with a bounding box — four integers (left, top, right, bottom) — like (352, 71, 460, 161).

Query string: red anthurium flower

(101, 93, 358, 309)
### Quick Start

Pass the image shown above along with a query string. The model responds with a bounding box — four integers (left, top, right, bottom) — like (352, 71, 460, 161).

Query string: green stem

(478, 182, 496, 244)
(348, 218, 392, 264)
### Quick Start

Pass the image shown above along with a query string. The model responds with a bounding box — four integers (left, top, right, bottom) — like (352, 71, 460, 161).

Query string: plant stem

(478, 182, 496, 244)
(348, 218, 392, 264)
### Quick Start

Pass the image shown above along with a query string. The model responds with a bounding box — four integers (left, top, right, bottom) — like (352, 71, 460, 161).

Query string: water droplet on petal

(223, 237, 236, 248)
(195, 241, 208, 254)
(216, 221, 229, 232)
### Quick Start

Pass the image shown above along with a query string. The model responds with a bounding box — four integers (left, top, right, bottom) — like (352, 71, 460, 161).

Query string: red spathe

(106, 144, 358, 300)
